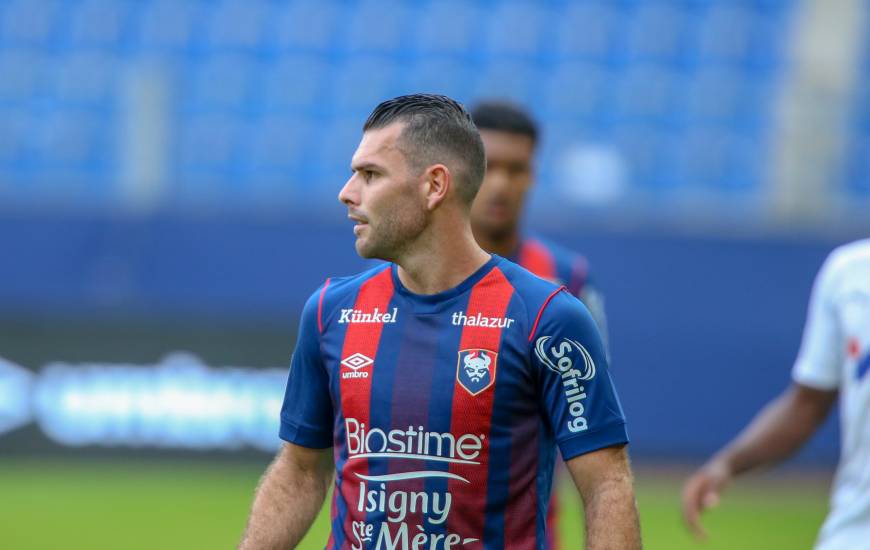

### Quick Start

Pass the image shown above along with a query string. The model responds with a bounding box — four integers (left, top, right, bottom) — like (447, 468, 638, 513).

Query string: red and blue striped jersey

(280, 255, 627, 550)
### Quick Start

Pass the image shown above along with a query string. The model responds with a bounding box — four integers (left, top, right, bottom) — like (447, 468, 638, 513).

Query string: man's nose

(338, 175, 357, 206)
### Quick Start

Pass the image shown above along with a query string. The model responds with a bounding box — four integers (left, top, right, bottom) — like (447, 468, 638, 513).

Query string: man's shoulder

(828, 239, 870, 274)
(523, 236, 590, 270)
(496, 256, 568, 309)
(303, 263, 392, 320)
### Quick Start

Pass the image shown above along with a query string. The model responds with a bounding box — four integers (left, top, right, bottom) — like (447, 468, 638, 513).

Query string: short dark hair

(469, 100, 538, 146)
(363, 93, 486, 206)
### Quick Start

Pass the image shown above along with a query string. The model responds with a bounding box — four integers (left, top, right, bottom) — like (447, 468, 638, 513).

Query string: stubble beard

(356, 205, 428, 262)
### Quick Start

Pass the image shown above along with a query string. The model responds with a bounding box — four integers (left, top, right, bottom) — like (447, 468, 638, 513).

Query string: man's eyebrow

(350, 161, 384, 173)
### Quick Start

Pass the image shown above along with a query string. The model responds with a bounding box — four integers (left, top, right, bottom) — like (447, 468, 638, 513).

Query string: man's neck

(395, 228, 492, 295)
(474, 229, 521, 259)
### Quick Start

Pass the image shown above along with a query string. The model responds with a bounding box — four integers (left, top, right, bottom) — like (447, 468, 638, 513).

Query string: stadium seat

(611, 65, 683, 125)
(272, 0, 342, 54)
(52, 51, 119, 108)
(541, 62, 612, 120)
(65, 0, 135, 52)
(203, 0, 273, 54)
(136, 0, 206, 54)
(481, 1, 549, 59)
(0, 0, 64, 49)
(182, 54, 260, 113)
(413, 1, 484, 58)
(331, 55, 401, 112)
(622, 3, 691, 66)
(552, 1, 620, 63)
(400, 57, 476, 103)
(0, 50, 54, 104)
(34, 109, 108, 169)
(343, 0, 413, 55)
(175, 113, 243, 178)
(259, 55, 333, 114)
(472, 60, 544, 106)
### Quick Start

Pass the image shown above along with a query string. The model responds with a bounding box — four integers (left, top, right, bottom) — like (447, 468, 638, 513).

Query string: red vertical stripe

(337, 268, 394, 549)
(519, 239, 557, 282)
(447, 267, 515, 547)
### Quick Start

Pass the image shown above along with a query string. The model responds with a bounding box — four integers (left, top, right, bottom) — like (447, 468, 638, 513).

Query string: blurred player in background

(470, 100, 608, 549)
(240, 94, 640, 549)
(682, 239, 870, 550)
(469, 101, 607, 344)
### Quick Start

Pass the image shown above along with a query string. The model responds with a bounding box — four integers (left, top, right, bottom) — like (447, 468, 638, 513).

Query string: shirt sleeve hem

(792, 368, 839, 391)
(557, 422, 628, 461)
(279, 419, 333, 449)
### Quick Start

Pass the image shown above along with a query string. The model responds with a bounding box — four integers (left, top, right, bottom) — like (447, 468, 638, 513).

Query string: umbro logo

(341, 353, 373, 379)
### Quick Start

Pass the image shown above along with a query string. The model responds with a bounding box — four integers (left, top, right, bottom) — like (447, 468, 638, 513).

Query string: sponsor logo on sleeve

(534, 336, 595, 432)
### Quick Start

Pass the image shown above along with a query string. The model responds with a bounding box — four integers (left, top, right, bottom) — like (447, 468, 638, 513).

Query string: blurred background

(0, 0, 868, 548)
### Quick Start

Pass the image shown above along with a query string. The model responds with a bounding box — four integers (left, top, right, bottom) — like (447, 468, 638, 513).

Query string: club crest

(456, 349, 497, 396)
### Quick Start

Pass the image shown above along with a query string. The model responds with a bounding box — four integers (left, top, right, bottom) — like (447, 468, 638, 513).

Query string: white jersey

(792, 239, 870, 550)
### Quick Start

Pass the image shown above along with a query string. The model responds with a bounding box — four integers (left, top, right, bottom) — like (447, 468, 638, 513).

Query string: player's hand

(681, 458, 732, 540)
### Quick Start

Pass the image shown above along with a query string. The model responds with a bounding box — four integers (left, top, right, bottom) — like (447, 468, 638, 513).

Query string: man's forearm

(583, 475, 642, 550)
(715, 385, 836, 476)
(239, 448, 332, 549)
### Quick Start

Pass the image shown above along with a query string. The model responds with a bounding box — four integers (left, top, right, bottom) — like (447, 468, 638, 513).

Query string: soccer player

(239, 94, 641, 549)
(682, 239, 870, 549)
(468, 101, 607, 343)
(469, 100, 608, 549)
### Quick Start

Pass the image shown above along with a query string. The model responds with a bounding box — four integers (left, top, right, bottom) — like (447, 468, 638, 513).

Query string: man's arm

(566, 444, 641, 550)
(681, 382, 837, 539)
(239, 442, 334, 550)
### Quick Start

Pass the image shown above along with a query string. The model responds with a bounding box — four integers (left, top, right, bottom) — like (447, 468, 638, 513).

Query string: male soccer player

(240, 94, 641, 550)
(682, 239, 870, 550)
(469, 100, 608, 549)
(468, 101, 607, 342)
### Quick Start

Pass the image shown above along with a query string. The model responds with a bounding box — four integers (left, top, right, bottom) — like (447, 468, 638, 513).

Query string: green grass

(0, 458, 829, 549)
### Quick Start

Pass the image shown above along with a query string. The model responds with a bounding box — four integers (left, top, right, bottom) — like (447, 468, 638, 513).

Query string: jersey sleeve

(792, 252, 843, 390)
(530, 289, 628, 460)
(279, 284, 334, 448)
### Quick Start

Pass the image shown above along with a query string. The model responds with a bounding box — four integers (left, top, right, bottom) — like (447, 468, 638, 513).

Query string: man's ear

(424, 164, 451, 211)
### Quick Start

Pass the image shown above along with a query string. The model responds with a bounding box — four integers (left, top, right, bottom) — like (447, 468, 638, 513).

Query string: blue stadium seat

(552, 1, 619, 62)
(612, 65, 683, 125)
(623, 3, 691, 66)
(0, 50, 54, 104)
(244, 115, 315, 190)
(674, 129, 757, 191)
(611, 126, 679, 190)
(413, 1, 484, 58)
(541, 62, 612, 120)
(182, 54, 260, 113)
(53, 51, 119, 108)
(0, 0, 64, 49)
(472, 60, 544, 106)
(65, 0, 135, 52)
(683, 68, 767, 128)
(481, 1, 549, 59)
(174, 113, 245, 197)
(136, 0, 207, 54)
(34, 109, 108, 169)
(272, 0, 343, 54)
(696, 4, 757, 67)
(0, 107, 29, 165)
(331, 56, 400, 112)
(399, 57, 475, 102)
(260, 55, 333, 113)
(343, 0, 413, 55)
(203, 0, 273, 54)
